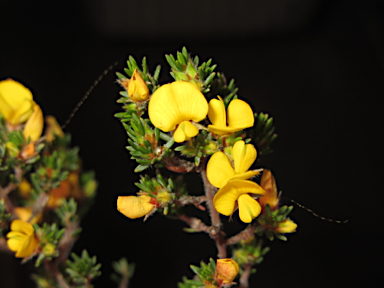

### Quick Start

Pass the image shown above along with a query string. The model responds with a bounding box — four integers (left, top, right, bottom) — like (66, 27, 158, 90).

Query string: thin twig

(239, 264, 252, 288)
(226, 225, 255, 246)
(178, 214, 211, 233)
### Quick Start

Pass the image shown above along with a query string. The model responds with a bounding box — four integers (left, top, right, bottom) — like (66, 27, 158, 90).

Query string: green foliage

(256, 204, 294, 241)
(178, 258, 217, 288)
(208, 72, 239, 106)
(166, 47, 217, 93)
(233, 238, 270, 267)
(124, 114, 172, 172)
(250, 113, 278, 156)
(110, 257, 135, 286)
(66, 250, 101, 287)
(0, 199, 11, 237)
(55, 197, 78, 226)
(34, 222, 65, 267)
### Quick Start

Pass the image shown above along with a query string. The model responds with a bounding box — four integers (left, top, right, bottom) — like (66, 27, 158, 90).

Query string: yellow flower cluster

(0, 79, 44, 142)
(118, 78, 257, 219)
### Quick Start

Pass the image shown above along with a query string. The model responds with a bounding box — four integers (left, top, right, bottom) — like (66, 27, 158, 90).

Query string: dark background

(0, 0, 382, 287)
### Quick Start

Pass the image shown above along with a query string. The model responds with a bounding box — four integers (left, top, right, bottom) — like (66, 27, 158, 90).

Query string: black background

(0, 1, 382, 287)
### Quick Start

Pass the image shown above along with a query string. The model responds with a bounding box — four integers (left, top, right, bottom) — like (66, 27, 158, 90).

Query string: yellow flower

(45, 115, 64, 142)
(276, 219, 297, 233)
(208, 141, 265, 223)
(207, 141, 261, 188)
(6, 219, 39, 258)
(148, 81, 208, 142)
(23, 102, 44, 141)
(0, 79, 34, 125)
(216, 258, 239, 284)
(127, 68, 150, 102)
(117, 194, 155, 219)
(259, 169, 279, 211)
(208, 96, 254, 135)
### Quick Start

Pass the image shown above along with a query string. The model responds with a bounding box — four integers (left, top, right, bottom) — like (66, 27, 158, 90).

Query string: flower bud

(42, 243, 56, 256)
(276, 219, 297, 233)
(216, 258, 239, 284)
(127, 68, 149, 102)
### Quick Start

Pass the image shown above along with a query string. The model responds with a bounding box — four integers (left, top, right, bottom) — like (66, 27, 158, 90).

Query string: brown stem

(226, 225, 255, 245)
(239, 264, 252, 288)
(44, 259, 72, 288)
(55, 221, 79, 265)
(118, 273, 130, 288)
(200, 157, 227, 259)
(179, 214, 211, 233)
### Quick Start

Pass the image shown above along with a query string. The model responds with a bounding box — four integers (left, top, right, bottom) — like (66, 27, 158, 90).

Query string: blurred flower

(0, 79, 34, 125)
(208, 96, 254, 135)
(45, 115, 64, 142)
(23, 102, 43, 141)
(46, 171, 83, 208)
(6, 219, 39, 258)
(216, 258, 239, 284)
(126, 68, 150, 102)
(47, 179, 72, 208)
(18, 178, 32, 198)
(42, 243, 56, 256)
(276, 219, 297, 233)
(117, 194, 155, 219)
(14, 207, 42, 224)
(149, 81, 208, 142)
(258, 169, 279, 211)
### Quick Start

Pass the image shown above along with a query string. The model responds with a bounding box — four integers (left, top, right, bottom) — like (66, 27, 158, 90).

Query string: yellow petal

(238, 194, 262, 223)
(148, 81, 208, 132)
(0, 79, 34, 124)
(23, 103, 44, 141)
(213, 180, 266, 216)
(15, 234, 38, 258)
(10, 219, 34, 235)
(232, 141, 257, 174)
(227, 99, 254, 130)
(117, 195, 154, 219)
(230, 170, 262, 182)
(208, 96, 226, 128)
(7, 237, 24, 252)
(216, 258, 239, 284)
(128, 68, 149, 102)
(173, 120, 199, 143)
(207, 151, 236, 188)
(259, 169, 279, 210)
